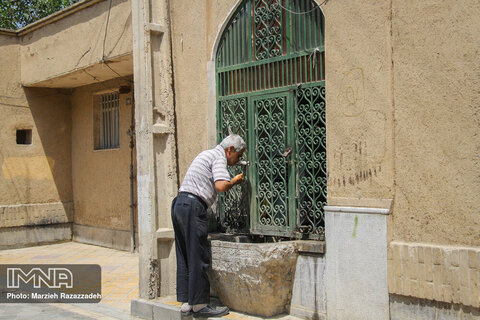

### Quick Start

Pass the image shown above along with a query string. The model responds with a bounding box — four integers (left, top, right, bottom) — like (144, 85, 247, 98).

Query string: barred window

(94, 92, 120, 150)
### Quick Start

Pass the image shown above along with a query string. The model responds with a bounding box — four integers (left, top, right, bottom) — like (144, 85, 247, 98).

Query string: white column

(325, 206, 390, 320)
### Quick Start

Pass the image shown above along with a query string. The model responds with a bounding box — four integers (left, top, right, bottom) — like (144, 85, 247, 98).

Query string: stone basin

(208, 237, 299, 317)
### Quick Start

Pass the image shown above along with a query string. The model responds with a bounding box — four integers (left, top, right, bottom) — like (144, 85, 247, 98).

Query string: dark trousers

(171, 193, 210, 305)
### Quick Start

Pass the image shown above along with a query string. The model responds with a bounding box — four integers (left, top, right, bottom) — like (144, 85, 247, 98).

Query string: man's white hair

(220, 134, 246, 152)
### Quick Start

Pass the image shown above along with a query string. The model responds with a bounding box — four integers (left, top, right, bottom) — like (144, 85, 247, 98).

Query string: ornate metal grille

(217, 98, 250, 233)
(295, 85, 326, 238)
(216, 0, 325, 239)
(253, 0, 283, 60)
(254, 95, 288, 228)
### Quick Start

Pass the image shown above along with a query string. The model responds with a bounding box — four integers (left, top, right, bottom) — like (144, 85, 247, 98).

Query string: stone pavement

(0, 241, 302, 320)
(135, 296, 303, 320)
(0, 241, 141, 319)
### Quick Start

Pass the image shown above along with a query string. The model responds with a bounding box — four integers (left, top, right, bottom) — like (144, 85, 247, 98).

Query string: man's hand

(215, 173, 245, 192)
(232, 173, 244, 185)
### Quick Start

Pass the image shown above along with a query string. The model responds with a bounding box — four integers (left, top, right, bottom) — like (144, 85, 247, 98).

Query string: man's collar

(215, 144, 226, 157)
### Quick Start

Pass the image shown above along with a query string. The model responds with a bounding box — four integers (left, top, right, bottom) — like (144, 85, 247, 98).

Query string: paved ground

(0, 241, 140, 319)
(0, 241, 301, 320)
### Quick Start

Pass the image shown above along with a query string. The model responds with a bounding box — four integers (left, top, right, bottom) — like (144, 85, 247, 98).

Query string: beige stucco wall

(391, 0, 480, 246)
(0, 34, 73, 227)
(170, 0, 479, 248)
(324, 1, 394, 204)
(170, 0, 237, 179)
(171, 0, 395, 197)
(71, 79, 133, 231)
(20, 0, 132, 86)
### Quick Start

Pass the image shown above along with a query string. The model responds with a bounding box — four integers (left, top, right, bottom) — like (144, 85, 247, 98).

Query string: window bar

(248, 67, 255, 91)
(235, 12, 239, 65)
(293, 0, 298, 51)
(221, 72, 225, 96)
(287, 57, 291, 86)
(230, 26, 234, 66)
(102, 95, 107, 148)
(105, 94, 109, 148)
(234, 70, 237, 94)
(300, 56, 304, 83)
(317, 8, 323, 48)
(224, 72, 227, 96)
(115, 94, 119, 147)
(294, 58, 299, 84)
(98, 97, 102, 148)
(321, 52, 324, 80)
(244, 67, 247, 93)
(105, 95, 109, 148)
(276, 61, 280, 88)
(273, 62, 276, 88)
(221, 72, 224, 96)
(253, 65, 257, 91)
(313, 5, 319, 49)
(240, 8, 244, 63)
(225, 34, 228, 68)
(238, 11, 241, 64)
(108, 94, 113, 148)
(111, 95, 115, 148)
(240, 68, 243, 93)
(111, 94, 115, 148)
(267, 62, 270, 89)
(236, 14, 240, 65)
(223, 41, 226, 68)
(114, 94, 118, 147)
(101, 97, 104, 149)
(297, 1, 303, 50)
(317, 52, 321, 81)
(233, 24, 237, 66)
(262, 64, 266, 90)
(228, 27, 232, 66)
(242, 7, 246, 62)
(309, 52, 313, 83)
(307, 0, 312, 50)
(302, 0, 307, 50)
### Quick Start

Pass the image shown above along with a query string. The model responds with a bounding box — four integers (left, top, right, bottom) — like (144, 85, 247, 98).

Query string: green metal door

(216, 0, 326, 239)
(249, 91, 296, 236)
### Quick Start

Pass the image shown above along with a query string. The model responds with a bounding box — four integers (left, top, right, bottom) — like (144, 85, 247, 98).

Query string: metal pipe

(129, 93, 136, 253)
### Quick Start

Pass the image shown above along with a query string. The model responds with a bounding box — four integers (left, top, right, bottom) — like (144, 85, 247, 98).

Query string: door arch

(216, 0, 326, 240)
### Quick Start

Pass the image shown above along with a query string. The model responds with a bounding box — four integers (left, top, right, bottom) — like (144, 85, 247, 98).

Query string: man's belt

(179, 192, 208, 210)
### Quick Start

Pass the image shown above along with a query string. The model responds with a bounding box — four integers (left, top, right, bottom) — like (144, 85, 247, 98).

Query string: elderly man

(171, 134, 245, 318)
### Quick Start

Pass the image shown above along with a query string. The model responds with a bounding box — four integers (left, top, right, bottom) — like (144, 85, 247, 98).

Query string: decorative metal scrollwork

(255, 96, 288, 227)
(254, 0, 283, 60)
(217, 98, 249, 233)
(295, 85, 326, 238)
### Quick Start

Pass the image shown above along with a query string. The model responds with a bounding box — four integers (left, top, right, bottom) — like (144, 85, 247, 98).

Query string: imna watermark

(0, 265, 101, 303)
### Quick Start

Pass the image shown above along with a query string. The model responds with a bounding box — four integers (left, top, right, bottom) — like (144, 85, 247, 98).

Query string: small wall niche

(16, 129, 32, 145)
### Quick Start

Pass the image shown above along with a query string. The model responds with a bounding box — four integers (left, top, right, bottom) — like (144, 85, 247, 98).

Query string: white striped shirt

(179, 145, 231, 207)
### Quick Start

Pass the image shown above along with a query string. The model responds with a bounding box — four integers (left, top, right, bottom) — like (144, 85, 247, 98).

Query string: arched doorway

(216, 0, 325, 240)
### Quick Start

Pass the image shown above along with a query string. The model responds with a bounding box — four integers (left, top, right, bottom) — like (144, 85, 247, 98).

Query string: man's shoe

(181, 310, 193, 317)
(193, 305, 229, 318)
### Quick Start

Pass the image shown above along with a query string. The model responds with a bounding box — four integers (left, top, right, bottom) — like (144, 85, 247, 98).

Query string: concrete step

(131, 296, 303, 320)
